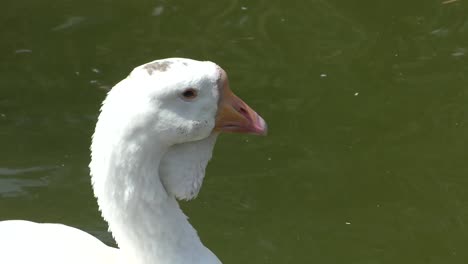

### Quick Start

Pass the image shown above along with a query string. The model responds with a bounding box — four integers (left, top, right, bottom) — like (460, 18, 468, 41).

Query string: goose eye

(181, 88, 198, 100)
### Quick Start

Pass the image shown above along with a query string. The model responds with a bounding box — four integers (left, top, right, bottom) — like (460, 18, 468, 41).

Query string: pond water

(1, 0, 468, 263)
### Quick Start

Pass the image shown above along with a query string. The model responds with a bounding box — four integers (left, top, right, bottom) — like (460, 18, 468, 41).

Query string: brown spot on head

(144, 61, 173, 75)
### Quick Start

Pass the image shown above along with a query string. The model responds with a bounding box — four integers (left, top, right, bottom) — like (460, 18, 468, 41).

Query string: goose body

(0, 58, 267, 264)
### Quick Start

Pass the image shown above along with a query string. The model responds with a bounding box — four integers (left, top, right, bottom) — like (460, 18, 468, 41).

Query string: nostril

(237, 106, 250, 120)
(239, 107, 247, 115)
(231, 100, 252, 121)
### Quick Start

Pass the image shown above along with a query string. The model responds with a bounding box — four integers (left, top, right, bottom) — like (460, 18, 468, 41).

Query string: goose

(0, 58, 267, 264)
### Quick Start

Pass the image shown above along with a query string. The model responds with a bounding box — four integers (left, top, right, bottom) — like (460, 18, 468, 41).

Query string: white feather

(0, 58, 224, 264)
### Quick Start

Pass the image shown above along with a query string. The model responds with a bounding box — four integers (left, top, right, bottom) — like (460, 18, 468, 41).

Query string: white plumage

(0, 58, 267, 264)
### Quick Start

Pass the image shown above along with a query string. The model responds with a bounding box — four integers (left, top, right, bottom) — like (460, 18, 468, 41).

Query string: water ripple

(0, 166, 59, 197)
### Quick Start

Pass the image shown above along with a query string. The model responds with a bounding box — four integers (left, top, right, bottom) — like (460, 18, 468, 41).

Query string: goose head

(91, 57, 267, 206)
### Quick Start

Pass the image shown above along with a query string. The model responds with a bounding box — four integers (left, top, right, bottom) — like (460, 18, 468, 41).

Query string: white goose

(0, 58, 267, 264)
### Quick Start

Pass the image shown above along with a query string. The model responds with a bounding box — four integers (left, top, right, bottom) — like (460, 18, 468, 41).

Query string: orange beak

(214, 70, 267, 136)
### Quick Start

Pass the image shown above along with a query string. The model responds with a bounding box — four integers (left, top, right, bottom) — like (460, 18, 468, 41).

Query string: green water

(1, 0, 468, 263)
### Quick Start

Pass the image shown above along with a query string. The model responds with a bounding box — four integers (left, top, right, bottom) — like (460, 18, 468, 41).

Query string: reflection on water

(0, 166, 61, 198)
(0, 177, 48, 198)
(0, 166, 54, 176)
(1, 0, 468, 263)
(52, 16, 87, 31)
